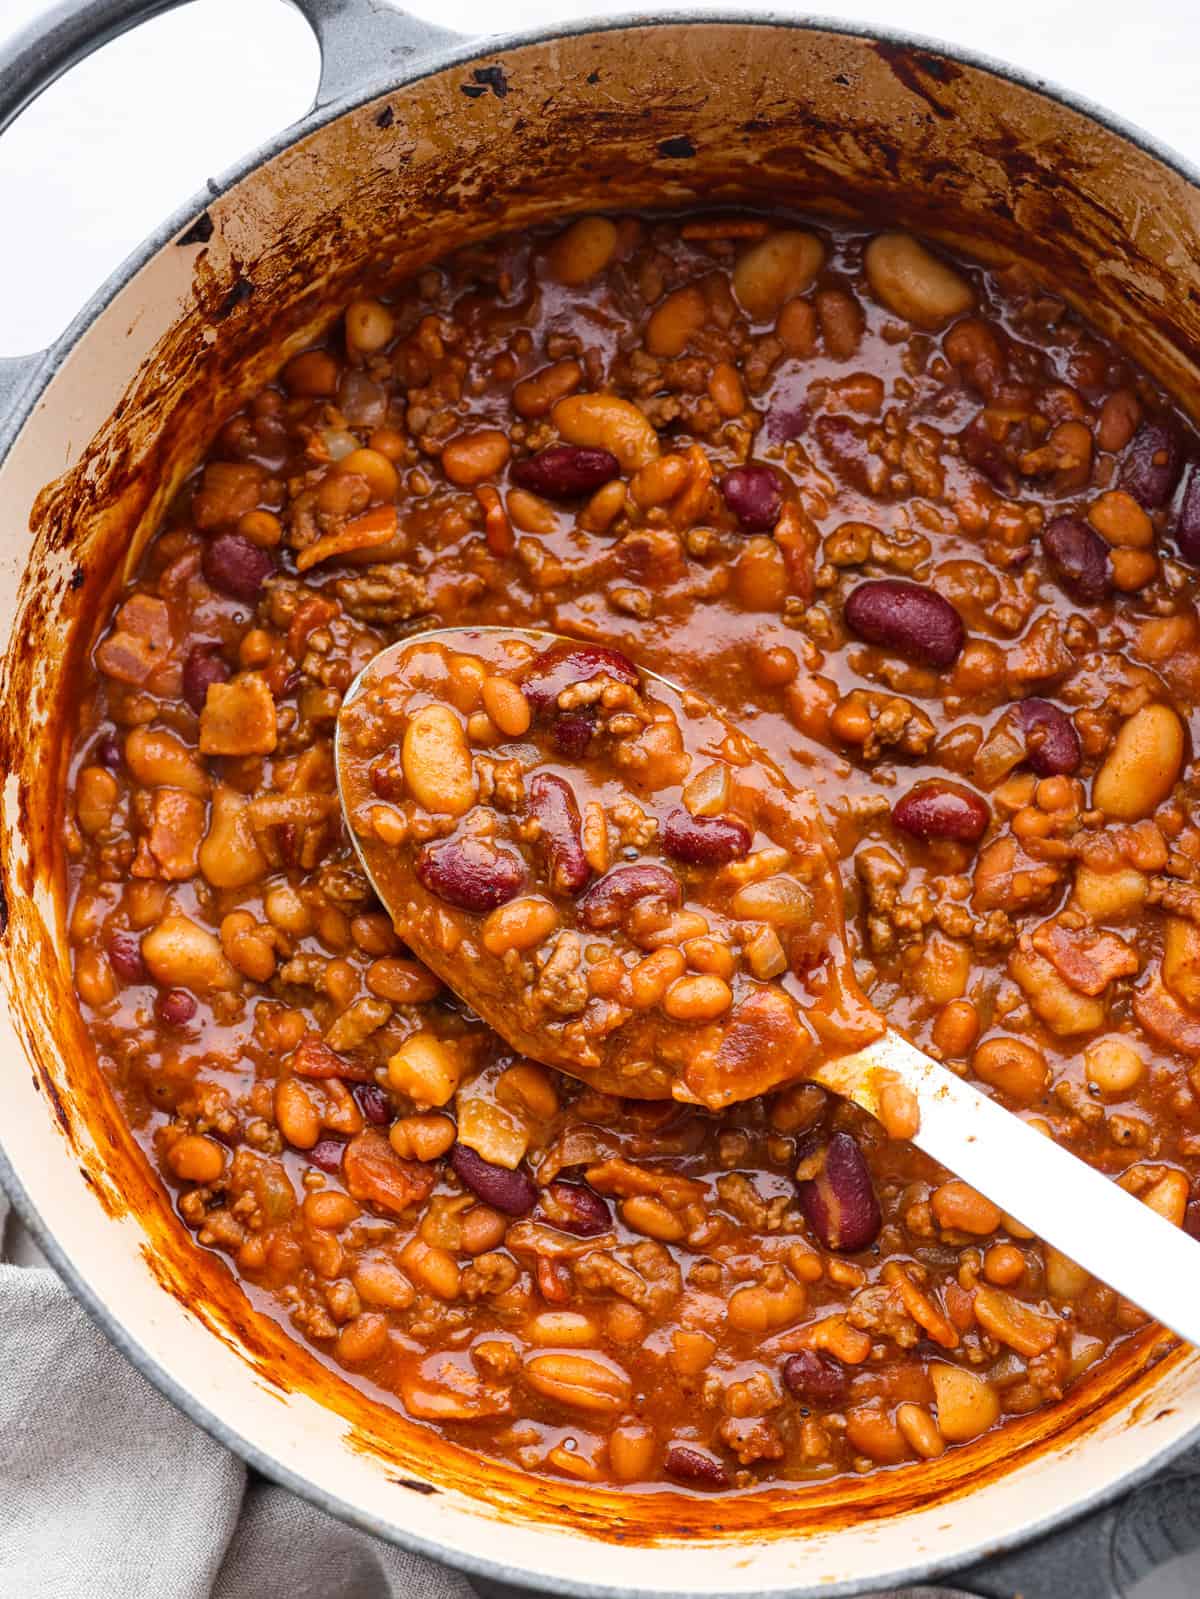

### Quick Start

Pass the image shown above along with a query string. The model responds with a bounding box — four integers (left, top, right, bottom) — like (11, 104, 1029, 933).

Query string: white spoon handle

(814, 1029, 1200, 1346)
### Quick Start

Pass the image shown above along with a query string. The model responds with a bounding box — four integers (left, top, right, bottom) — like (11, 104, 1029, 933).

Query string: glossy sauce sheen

(64, 212, 1200, 1493)
(339, 629, 880, 1109)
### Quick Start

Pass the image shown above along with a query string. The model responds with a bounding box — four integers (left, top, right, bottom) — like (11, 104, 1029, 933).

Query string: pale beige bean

(546, 217, 618, 285)
(930, 1362, 1000, 1441)
(401, 703, 476, 815)
(1093, 703, 1184, 820)
(864, 233, 974, 327)
(552, 393, 658, 471)
(142, 914, 238, 992)
(523, 1351, 630, 1413)
(733, 230, 824, 318)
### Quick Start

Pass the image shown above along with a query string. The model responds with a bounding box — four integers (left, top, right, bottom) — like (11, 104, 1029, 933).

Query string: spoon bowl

(336, 625, 1200, 1346)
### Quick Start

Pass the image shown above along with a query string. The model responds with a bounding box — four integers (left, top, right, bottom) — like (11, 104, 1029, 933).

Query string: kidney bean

(353, 1083, 392, 1126)
(719, 465, 782, 532)
(1015, 699, 1081, 776)
(844, 579, 965, 667)
(451, 1142, 536, 1215)
(521, 642, 639, 715)
(1185, 1197, 1200, 1241)
(1174, 464, 1200, 565)
(108, 931, 146, 982)
(511, 445, 620, 500)
(536, 1178, 613, 1237)
(578, 864, 681, 930)
(93, 731, 123, 771)
(155, 988, 197, 1026)
(662, 807, 752, 865)
(782, 1349, 849, 1405)
(416, 836, 527, 913)
(551, 711, 596, 758)
(1122, 420, 1182, 508)
(663, 1442, 730, 1489)
(182, 644, 231, 714)
(892, 781, 989, 844)
(309, 1138, 346, 1173)
(1041, 516, 1110, 603)
(796, 1131, 881, 1252)
(201, 531, 276, 603)
(528, 772, 590, 893)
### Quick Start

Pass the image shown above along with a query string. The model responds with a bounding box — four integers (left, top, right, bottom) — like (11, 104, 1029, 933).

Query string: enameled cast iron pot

(4, 4, 1200, 1594)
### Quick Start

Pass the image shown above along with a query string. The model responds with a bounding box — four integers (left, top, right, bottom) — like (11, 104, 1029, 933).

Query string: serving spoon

(335, 625, 1200, 1346)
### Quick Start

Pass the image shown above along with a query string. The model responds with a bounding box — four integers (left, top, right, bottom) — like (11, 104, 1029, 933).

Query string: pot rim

(3, 9, 1200, 1595)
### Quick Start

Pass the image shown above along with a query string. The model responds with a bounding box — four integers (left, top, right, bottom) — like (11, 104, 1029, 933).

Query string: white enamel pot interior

(3, 5, 1200, 1594)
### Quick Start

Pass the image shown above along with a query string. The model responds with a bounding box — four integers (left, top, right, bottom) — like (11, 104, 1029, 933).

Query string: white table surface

(1, 0, 1199, 360)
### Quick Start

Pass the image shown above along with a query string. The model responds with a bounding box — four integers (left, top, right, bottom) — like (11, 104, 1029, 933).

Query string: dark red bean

(536, 1179, 612, 1238)
(551, 711, 596, 758)
(1041, 516, 1110, 604)
(353, 1083, 392, 1126)
(309, 1138, 346, 1173)
(796, 1131, 881, 1253)
(521, 642, 639, 715)
(1185, 1196, 1200, 1242)
(108, 931, 146, 982)
(511, 445, 620, 500)
(782, 1350, 848, 1405)
(528, 772, 590, 893)
(182, 644, 231, 714)
(662, 808, 752, 865)
(1015, 699, 1081, 776)
(844, 579, 965, 668)
(201, 531, 276, 603)
(960, 413, 1018, 496)
(1174, 464, 1200, 566)
(93, 731, 123, 770)
(719, 464, 782, 531)
(892, 781, 989, 845)
(450, 1143, 537, 1215)
(416, 836, 527, 913)
(578, 864, 681, 931)
(664, 1443, 730, 1489)
(156, 988, 197, 1026)
(1122, 420, 1182, 509)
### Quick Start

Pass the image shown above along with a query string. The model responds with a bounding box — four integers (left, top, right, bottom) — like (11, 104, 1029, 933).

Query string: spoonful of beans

(335, 625, 1200, 1344)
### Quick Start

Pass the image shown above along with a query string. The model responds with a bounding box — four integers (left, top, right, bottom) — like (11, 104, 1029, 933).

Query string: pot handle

(0, 0, 461, 409)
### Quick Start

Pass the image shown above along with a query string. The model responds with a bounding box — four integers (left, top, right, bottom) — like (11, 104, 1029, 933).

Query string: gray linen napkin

(0, 1188, 981, 1599)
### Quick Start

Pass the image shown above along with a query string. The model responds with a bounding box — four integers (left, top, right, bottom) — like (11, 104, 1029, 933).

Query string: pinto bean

(844, 580, 965, 667)
(528, 772, 590, 892)
(578, 864, 681, 930)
